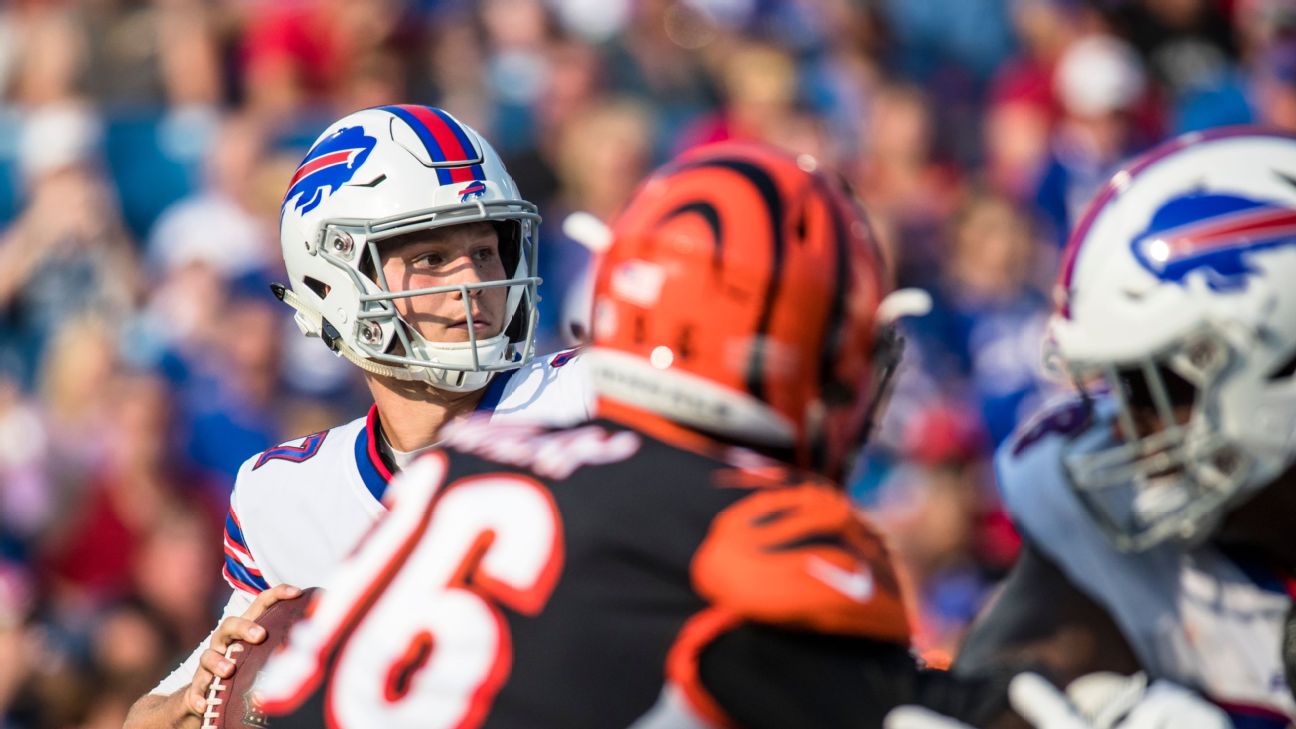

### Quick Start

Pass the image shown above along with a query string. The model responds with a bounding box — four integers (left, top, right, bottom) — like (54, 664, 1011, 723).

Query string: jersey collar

(355, 405, 394, 503)
(353, 369, 519, 504)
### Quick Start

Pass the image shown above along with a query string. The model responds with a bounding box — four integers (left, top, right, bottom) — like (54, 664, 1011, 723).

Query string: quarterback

(124, 105, 592, 728)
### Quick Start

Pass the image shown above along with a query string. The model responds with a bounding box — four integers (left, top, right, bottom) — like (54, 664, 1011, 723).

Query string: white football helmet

(1050, 127, 1296, 550)
(276, 105, 541, 392)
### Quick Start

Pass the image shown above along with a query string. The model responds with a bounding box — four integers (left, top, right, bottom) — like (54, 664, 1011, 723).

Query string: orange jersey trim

(596, 398, 726, 457)
(664, 608, 744, 729)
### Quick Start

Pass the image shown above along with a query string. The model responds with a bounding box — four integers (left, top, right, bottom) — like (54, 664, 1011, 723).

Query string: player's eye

(473, 247, 496, 263)
(415, 251, 446, 267)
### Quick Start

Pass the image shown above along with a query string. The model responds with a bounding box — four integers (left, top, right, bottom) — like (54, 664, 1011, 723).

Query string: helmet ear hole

(504, 291, 529, 343)
(358, 243, 379, 281)
(1268, 348, 1296, 381)
(493, 221, 522, 276)
(303, 276, 331, 301)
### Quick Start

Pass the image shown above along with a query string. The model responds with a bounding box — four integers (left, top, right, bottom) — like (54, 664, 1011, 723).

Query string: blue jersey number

(253, 431, 329, 470)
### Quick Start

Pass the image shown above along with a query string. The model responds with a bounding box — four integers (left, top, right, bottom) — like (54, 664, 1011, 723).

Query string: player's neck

(366, 375, 486, 453)
(1217, 465, 1296, 570)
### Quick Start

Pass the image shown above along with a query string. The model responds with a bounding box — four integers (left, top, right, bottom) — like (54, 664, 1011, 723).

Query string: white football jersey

(151, 349, 592, 696)
(998, 396, 1295, 726)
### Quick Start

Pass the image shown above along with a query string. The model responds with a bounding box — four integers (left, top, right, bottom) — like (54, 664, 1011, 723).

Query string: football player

(251, 141, 1025, 729)
(124, 105, 592, 729)
(941, 128, 1296, 726)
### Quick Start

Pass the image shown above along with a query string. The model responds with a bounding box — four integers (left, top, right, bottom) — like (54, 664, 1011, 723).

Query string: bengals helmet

(588, 142, 918, 478)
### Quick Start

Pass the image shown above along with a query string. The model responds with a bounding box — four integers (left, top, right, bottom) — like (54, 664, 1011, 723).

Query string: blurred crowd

(0, 0, 1293, 725)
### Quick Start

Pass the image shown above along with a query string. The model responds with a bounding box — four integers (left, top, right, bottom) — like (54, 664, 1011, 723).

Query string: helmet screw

(331, 231, 355, 259)
(359, 321, 382, 345)
(1212, 447, 1239, 475)
(1187, 339, 1216, 369)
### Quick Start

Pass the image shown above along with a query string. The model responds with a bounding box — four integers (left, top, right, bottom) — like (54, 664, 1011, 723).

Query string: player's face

(380, 222, 508, 344)
(1106, 364, 1196, 482)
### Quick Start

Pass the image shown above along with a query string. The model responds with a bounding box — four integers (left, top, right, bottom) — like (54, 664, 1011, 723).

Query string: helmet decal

(1131, 191, 1296, 290)
(284, 126, 378, 215)
(458, 180, 487, 202)
(379, 104, 485, 183)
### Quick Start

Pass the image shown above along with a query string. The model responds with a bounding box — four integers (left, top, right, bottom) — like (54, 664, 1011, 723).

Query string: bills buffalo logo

(1132, 191, 1296, 290)
(458, 180, 487, 202)
(283, 126, 378, 215)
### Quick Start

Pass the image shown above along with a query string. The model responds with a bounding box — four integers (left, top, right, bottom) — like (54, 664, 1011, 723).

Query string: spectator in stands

(0, 561, 33, 719)
(1252, 39, 1296, 131)
(41, 372, 190, 603)
(130, 507, 221, 653)
(0, 104, 140, 388)
(942, 192, 1056, 445)
(677, 41, 799, 150)
(536, 98, 653, 350)
(851, 82, 963, 287)
(1034, 33, 1154, 244)
(80, 0, 222, 110)
(871, 403, 997, 662)
(147, 115, 274, 281)
(0, 376, 52, 560)
(981, 0, 1083, 200)
(240, 0, 407, 118)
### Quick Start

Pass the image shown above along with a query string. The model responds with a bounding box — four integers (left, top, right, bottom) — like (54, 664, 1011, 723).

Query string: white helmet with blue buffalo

(1050, 127, 1296, 551)
(276, 105, 540, 392)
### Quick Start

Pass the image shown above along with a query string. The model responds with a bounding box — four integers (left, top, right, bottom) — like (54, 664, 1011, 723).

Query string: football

(202, 588, 319, 729)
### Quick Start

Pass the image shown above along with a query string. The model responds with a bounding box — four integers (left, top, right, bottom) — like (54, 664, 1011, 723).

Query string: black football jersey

(255, 415, 1006, 729)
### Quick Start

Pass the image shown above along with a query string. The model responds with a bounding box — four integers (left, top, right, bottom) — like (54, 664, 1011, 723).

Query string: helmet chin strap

(273, 283, 431, 382)
(273, 283, 502, 394)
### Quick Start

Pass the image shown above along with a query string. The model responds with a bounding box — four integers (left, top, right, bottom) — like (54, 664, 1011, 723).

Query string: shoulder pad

(995, 396, 1098, 533)
(488, 348, 594, 426)
(692, 485, 910, 643)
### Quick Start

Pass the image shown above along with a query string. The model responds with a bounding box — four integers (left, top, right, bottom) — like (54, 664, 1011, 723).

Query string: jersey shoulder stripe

(222, 506, 269, 594)
(223, 508, 256, 566)
(223, 554, 270, 595)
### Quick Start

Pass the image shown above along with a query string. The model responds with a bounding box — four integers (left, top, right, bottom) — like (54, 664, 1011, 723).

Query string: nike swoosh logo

(805, 555, 874, 602)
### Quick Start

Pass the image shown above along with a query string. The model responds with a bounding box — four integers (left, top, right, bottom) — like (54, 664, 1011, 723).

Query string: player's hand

(885, 672, 1230, 729)
(884, 705, 974, 729)
(1010, 672, 1229, 729)
(1114, 680, 1231, 729)
(182, 584, 302, 717)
